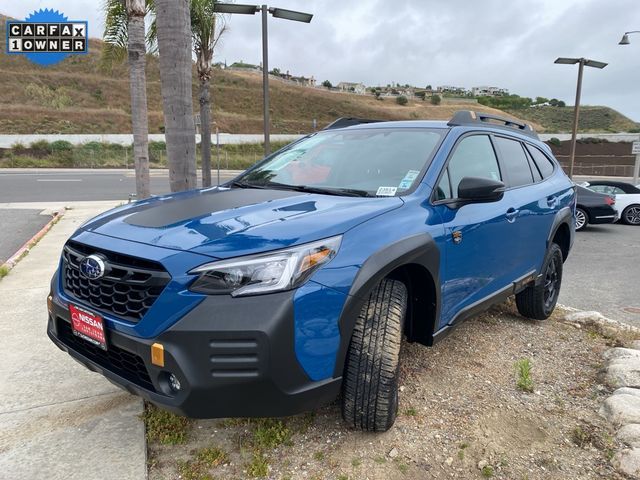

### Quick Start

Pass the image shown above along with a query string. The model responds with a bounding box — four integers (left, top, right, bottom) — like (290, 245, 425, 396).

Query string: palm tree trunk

(155, 0, 197, 192)
(199, 77, 212, 187)
(126, 1, 150, 199)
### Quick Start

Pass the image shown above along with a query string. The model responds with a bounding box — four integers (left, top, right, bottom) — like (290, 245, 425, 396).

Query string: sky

(4, 0, 640, 121)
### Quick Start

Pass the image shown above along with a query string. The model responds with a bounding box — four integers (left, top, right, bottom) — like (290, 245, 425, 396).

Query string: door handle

(506, 208, 519, 223)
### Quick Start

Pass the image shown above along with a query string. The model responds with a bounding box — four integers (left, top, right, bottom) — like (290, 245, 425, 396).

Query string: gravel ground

(147, 302, 634, 480)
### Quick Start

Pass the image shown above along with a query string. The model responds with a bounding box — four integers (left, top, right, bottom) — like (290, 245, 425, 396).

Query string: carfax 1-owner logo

(6, 9, 88, 66)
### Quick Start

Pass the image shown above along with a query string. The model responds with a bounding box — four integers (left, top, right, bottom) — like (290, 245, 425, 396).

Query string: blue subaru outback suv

(47, 111, 575, 431)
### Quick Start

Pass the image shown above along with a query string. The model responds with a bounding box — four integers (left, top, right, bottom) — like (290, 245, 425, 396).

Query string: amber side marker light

(151, 343, 165, 367)
(47, 295, 53, 316)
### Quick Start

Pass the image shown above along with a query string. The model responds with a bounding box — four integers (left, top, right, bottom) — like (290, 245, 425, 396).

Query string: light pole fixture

(214, 3, 313, 157)
(619, 31, 640, 45)
(619, 31, 640, 184)
(554, 57, 608, 179)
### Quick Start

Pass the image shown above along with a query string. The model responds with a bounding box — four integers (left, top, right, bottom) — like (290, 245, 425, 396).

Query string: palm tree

(103, 0, 151, 199)
(155, 0, 197, 192)
(191, 0, 226, 187)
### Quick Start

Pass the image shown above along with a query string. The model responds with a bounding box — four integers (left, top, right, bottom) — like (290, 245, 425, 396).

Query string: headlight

(188, 235, 342, 296)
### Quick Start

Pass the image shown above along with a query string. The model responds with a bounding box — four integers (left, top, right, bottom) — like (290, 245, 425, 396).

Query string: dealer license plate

(69, 304, 107, 351)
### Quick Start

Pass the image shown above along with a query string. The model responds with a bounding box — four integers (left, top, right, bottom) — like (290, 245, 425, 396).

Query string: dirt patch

(147, 302, 628, 480)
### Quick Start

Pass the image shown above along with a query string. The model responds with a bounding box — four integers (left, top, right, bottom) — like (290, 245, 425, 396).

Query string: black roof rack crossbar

(323, 117, 384, 130)
(447, 111, 538, 139)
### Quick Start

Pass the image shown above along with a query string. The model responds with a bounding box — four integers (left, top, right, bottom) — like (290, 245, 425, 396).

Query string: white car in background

(582, 181, 640, 225)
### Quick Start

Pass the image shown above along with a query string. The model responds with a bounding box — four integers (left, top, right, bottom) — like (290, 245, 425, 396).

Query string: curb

(1, 207, 65, 273)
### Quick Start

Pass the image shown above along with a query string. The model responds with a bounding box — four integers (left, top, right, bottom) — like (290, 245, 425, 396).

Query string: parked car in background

(575, 185, 617, 231)
(582, 181, 640, 226)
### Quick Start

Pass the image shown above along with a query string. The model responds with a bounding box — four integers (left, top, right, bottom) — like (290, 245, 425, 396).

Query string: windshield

(236, 128, 444, 197)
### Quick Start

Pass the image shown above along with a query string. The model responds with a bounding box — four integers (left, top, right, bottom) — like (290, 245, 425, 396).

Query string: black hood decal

(124, 188, 305, 228)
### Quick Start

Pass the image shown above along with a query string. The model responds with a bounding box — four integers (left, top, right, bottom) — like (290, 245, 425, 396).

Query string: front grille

(57, 318, 156, 392)
(62, 240, 171, 323)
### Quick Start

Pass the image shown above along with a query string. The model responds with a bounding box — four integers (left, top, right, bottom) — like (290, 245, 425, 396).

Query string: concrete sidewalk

(0, 202, 147, 480)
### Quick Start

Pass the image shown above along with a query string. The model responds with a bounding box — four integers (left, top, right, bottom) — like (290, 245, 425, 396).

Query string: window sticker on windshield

(376, 186, 397, 196)
(398, 179, 413, 190)
(403, 170, 420, 181)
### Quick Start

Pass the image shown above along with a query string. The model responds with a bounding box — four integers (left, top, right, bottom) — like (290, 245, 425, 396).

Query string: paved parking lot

(559, 222, 640, 326)
(0, 209, 51, 263)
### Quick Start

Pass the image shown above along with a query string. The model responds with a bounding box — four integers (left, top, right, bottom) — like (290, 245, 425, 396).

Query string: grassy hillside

(506, 106, 639, 134)
(0, 14, 521, 135)
(2, 14, 634, 134)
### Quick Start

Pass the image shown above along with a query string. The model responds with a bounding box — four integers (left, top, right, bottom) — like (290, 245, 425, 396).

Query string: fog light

(168, 373, 181, 392)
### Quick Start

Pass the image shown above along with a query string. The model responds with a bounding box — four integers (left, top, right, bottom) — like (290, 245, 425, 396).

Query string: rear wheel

(341, 278, 407, 432)
(516, 243, 563, 320)
(575, 208, 588, 231)
(622, 205, 640, 225)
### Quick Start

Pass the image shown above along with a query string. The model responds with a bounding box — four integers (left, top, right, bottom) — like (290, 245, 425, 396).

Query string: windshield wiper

(263, 182, 371, 197)
(229, 180, 269, 189)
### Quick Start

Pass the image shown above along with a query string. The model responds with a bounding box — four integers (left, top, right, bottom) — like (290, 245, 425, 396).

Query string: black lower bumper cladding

(48, 290, 341, 418)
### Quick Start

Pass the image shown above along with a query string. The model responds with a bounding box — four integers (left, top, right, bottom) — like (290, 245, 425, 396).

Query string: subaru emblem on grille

(79, 254, 107, 280)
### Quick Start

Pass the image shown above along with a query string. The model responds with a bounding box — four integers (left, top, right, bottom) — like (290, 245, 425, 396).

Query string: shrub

(30, 140, 52, 153)
(50, 140, 73, 152)
(396, 95, 408, 106)
(548, 137, 562, 147)
(430, 94, 442, 106)
(11, 142, 26, 152)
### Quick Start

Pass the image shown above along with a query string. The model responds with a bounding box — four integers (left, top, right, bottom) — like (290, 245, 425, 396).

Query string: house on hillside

(437, 85, 468, 96)
(471, 86, 509, 97)
(337, 82, 366, 94)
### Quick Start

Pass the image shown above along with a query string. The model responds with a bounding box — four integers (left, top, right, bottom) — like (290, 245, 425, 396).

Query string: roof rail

(447, 111, 538, 139)
(323, 117, 384, 130)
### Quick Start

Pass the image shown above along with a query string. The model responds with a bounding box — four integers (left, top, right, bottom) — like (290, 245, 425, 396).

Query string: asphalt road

(0, 170, 238, 202)
(0, 209, 51, 263)
(559, 222, 640, 325)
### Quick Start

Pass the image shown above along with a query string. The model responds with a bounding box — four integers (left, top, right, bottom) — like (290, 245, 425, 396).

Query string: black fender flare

(546, 206, 574, 256)
(331, 233, 440, 377)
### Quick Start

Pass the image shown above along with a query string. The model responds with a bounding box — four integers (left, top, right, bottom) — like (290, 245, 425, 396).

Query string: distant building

(337, 82, 366, 94)
(471, 86, 509, 97)
(437, 85, 468, 95)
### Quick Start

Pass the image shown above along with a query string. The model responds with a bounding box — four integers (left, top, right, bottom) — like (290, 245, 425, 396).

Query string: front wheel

(516, 243, 563, 320)
(622, 205, 640, 225)
(575, 208, 588, 231)
(341, 278, 407, 432)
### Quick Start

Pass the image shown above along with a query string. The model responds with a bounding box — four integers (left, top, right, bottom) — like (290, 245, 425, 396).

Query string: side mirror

(457, 176, 505, 203)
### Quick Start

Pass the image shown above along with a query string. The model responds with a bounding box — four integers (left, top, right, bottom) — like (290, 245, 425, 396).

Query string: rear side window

(524, 148, 543, 182)
(526, 145, 555, 178)
(494, 137, 533, 188)
(438, 135, 501, 198)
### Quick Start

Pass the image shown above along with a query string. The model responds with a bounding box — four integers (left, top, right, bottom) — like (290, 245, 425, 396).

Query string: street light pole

(568, 59, 585, 180)
(619, 31, 640, 185)
(554, 57, 608, 180)
(261, 5, 270, 156)
(213, 4, 313, 159)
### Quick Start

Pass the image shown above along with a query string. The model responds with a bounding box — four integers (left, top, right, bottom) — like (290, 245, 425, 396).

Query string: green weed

(141, 403, 191, 445)
(515, 358, 534, 392)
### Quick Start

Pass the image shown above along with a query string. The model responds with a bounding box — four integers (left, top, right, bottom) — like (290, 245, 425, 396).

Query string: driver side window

(437, 135, 501, 199)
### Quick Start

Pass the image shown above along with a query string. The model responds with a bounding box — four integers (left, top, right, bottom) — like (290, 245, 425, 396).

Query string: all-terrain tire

(341, 278, 407, 432)
(515, 243, 563, 320)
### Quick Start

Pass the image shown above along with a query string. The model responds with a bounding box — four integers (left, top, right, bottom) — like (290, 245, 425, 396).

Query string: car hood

(82, 187, 403, 259)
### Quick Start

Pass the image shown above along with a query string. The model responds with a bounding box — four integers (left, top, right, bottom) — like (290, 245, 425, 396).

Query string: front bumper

(48, 288, 342, 418)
